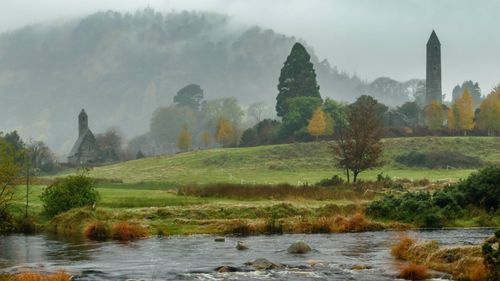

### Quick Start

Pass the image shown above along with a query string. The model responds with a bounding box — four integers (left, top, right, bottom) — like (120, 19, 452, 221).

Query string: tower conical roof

(427, 30, 440, 46)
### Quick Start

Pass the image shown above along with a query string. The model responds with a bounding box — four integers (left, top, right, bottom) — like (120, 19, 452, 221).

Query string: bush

(317, 175, 345, 186)
(456, 166, 500, 211)
(40, 175, 99, 217)
(395, 150, 484, 169)
(366, 166, 500, 227)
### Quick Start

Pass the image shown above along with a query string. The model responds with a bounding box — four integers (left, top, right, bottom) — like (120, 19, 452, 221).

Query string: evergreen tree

(276, 42, 321, 117)
(173, 84, 204, 111)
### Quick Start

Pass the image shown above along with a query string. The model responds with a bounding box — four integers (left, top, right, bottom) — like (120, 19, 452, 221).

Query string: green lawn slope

(83, 136, 500, 184)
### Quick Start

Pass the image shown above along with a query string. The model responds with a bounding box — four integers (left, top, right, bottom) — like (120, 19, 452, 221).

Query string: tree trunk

(346, 169, 350, 183)
(353, 172, 359, 183)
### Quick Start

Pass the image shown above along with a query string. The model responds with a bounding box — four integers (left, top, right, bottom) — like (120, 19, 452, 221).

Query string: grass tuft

(84, 220, 109, 241)
(110, 221, 149, 241)
(391, 234, 416, 259)
(468, 263, 487, 281)
(1, 272, 72, 281)
(398, 263, 428, 280)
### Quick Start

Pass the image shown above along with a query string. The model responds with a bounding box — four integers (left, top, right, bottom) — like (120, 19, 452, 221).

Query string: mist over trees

(0, 9, 424, 156)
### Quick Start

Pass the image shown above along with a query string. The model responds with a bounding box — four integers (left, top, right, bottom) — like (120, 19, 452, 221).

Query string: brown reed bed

(178, 183, 377, 201)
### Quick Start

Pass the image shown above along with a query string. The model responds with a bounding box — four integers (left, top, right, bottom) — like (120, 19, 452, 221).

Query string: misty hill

(0, 9, 422, 155)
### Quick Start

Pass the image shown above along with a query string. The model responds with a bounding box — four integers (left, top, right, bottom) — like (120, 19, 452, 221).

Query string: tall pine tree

(276, 43, 321, 117)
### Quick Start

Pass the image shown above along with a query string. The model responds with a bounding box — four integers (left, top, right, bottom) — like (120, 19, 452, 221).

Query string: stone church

(67, 109, 101, 165)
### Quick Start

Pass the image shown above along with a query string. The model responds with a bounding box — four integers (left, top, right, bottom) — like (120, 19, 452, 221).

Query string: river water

(0, 228, 493, 281)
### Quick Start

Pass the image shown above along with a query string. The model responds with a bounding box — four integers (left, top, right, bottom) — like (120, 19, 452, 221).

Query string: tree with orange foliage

(447, 107, 456, 130)
(449, 89, 474, 134)
(200, 130, 211, 148)
(307, 107, 327, 141)
(176, 124, 192, 152)
(478, 87, 500, 135)
(215, 117, 236, 147)
(425, 101, 444, 130)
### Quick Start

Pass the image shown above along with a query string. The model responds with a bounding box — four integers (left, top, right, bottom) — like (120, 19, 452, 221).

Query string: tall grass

(178, 183, 376, 200)
(84, 220, 109, 241)
(0, 272, 71, 281)
(398, 263, 428, 280)
(110, 221, 149, 241)
(391, 234, 416, 259)
(223, 213, 384, 235)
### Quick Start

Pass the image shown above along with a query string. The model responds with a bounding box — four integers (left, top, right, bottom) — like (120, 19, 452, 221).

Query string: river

(0, 228, 493, 280)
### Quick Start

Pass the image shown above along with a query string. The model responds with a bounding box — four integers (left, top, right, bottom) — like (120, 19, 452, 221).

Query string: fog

(1, 0, 499, 97)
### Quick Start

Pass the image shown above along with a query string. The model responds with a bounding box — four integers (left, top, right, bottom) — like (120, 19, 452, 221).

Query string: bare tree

(27, 140, 57, 174)
(0, 139, 21, 224)
(247, 102, 268, 124)
(333, 95, 384, 183)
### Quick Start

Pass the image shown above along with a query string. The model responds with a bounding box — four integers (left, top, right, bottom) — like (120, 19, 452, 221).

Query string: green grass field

(80, 136, 499, 184)
(12, 136, 498, 235)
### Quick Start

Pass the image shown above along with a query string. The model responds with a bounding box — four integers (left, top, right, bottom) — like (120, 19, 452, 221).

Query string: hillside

(0, 9, 423, 154)
(84, 137, 500, 184)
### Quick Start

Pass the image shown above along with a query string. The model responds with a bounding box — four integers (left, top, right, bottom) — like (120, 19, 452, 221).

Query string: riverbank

(9, 178, 500, 237)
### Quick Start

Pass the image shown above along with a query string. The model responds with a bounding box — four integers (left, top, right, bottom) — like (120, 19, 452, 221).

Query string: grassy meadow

(11, 136, 499, 236)
(78, 136, 500, 184)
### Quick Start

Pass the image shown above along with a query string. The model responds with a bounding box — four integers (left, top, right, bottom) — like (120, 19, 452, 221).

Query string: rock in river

(245, 258, 285, 270)
(236, 241, 248, 250)
(287, 240, 311, 254)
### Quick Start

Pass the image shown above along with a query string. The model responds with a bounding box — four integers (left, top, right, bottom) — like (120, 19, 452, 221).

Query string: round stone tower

(425, 30, 442, 105)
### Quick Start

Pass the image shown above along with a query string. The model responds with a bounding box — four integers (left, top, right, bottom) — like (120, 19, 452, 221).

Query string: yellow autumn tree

(176, 124, 192, 152)
(200, 130, 211, 148)
(447, 107, 456, 130)
(307, 108, 327, 141)
(215, 117, 236, 147)
(450, 89, 475, 134)
(478, 88, 500, 135)
(425, 101, 444, 130)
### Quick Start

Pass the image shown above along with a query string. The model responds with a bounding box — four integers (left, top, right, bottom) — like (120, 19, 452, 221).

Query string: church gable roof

(68, 129, 96, 157)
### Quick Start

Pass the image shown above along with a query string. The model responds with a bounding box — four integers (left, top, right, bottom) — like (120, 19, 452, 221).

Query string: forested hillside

(0, 9, 421, 155)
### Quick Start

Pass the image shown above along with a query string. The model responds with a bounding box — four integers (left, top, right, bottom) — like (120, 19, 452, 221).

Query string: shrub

(398, 263, 428, 280)
(84, 220, 109, 241)
(317, 175, 345, 187)
(395, 150, 484, 169)
(40, 175, 99, 217)
(456, 166, 500, 211)
(365, 192, 445, 227)
(111, 221, 149, 241)
(366, 167, 500, 227)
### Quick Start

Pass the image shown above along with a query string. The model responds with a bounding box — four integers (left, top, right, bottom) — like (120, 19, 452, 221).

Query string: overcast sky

(1, 0, 499, 99)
